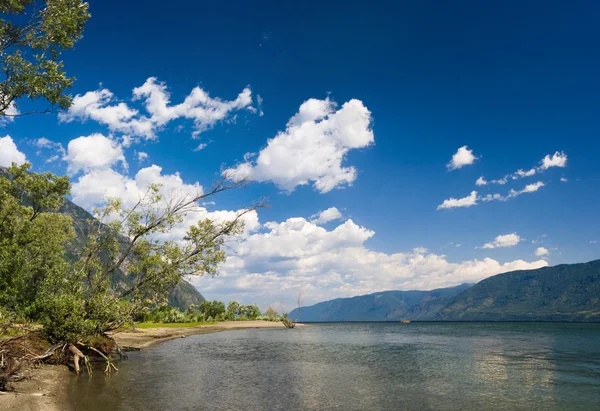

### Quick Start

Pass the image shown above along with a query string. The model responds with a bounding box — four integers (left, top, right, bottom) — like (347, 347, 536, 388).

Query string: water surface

(69, 322, 600, 410)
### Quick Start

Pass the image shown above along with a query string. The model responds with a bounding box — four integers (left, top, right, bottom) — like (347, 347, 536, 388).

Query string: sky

(1, 0, 599, 309)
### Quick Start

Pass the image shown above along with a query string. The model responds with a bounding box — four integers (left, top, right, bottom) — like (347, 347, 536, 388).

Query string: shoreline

(0, 320, 302, 410)
(110, 320, 306, 350)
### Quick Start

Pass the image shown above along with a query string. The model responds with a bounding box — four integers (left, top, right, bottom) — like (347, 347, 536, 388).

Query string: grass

(134, 321, 218, 329)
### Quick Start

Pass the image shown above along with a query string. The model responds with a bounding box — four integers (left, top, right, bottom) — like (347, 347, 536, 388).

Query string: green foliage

(438, 260, 600, 321)
(0, 0, 90, 116)
(265, 306, 279, 320)
(0, 163, 72, 317)
(0, 164, 255, 343)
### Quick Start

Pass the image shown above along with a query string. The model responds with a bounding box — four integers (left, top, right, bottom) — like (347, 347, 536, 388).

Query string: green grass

(134, 321, 218, 328)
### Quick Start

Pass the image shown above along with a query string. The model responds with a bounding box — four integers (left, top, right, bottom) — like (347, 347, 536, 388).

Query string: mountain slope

(292, 260, 600, 322)
(437, 259, 600, 321)
(289, 284, 472, 322)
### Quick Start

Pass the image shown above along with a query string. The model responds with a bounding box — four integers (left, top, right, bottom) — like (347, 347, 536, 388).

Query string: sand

(110, 320, 304, 349)
(0, 365, 72, 411)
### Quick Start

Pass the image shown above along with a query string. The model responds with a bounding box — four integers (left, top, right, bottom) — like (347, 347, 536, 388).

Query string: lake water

(68, 322, 600, 410)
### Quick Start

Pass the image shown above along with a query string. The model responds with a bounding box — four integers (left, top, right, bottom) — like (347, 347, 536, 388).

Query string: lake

(68, 322, 600, 410)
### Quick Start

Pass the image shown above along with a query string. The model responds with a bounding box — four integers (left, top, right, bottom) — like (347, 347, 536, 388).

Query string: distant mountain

(437, 259, 600, 322)
(289, 284, 472, 322)
(291, 260, 600, 322)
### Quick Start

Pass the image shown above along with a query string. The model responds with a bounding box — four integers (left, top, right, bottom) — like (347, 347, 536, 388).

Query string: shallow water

(68, 322, 600, 410)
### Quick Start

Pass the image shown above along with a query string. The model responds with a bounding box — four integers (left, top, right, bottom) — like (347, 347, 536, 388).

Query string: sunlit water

(68, 322, 600, 410)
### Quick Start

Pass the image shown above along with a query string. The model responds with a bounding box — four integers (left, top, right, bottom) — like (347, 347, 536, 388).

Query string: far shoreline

(110, 320, 307, 350)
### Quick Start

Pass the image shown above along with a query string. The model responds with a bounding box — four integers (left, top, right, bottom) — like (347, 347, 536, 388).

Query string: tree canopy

(0, 0, 90, 117)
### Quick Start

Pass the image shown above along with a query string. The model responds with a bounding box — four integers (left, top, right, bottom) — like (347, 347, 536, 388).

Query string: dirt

(0, 365, 72, 411)
(110, 320, 305, 349)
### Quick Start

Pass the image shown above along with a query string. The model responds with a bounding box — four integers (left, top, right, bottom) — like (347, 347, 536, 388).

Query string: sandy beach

(110, 320, 305, 349)
(0, 320, 302, 410)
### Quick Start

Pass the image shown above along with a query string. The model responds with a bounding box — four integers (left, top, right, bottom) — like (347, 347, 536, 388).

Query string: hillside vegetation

(293, 260, 600, 322)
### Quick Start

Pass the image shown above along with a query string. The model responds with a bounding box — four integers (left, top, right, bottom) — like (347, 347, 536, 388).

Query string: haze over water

(70, 323, 600, 410)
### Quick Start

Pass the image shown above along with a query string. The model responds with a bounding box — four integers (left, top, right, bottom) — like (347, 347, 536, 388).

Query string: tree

(0, 163, 72, 318)
(265, 306, 278, 320)
(199, 301, 226, 320)
(240, 304, 261, 320)
(0, 0, 90, 117)
(0, 164, 262, 374)
(226, 300, 240, 320)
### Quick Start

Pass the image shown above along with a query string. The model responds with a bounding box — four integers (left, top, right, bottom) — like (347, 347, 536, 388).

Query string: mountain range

(290, 259, 600, 322)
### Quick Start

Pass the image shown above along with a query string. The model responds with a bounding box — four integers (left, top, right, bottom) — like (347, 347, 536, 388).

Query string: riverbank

(0, 320, 303, 410)
(0, 365, 71, 411)
(110, 320, 306, 349)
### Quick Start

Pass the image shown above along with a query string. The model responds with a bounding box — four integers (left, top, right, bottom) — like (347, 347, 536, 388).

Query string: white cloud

(224, 97, 374, 193)
(541, 151, 567, 170)
(59, 78, 256, 140)
(475, 176, 487, 186)
(137, 151, 148, 162)
(310, 207, 343, 225)
(481, 181, 545, 203)
(193, 143, 208, 152)
(33, 137, 66, 162)
(71, 165, 202, 210)
(437, 191, 478, 210)
(515, 168, 536, 178)
(507, 181, 544, 198)
(590, 240, 597, 244)
(482, 233, 521, 249)
(190, 213, 548, 308)
(560, 177, 568, 182)
(447, 146, 477, 170)
(535, 247, 549, 257)
(0, 135, 27, 167)
(0, 102, 20, 125)
(64, 134, 126, 175)
(478, 151, 567, 186)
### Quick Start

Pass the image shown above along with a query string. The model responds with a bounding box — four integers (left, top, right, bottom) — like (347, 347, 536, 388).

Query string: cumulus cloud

(541, 151, 567, 170)
(310, 207, 343, 225)
(59, 78, 256, 140)
(64, 134, 126, 175)
(481, 233, 521, 249)
(224, 97, 374, 193)
(0, 135, 27, 167)
(70, 165, 259, 244)
(447, 146, 477, 170)
(560, 177, 568, 182)
(190, 214, 547, 308)
(535, 247, 549, 257)
(437, 191, 478, 210)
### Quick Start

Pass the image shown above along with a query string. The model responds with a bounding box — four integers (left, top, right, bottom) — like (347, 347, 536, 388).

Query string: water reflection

(68, 323, 600, 411)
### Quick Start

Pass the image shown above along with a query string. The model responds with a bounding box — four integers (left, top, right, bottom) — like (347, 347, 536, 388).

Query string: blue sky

(1, 0, 599, 308)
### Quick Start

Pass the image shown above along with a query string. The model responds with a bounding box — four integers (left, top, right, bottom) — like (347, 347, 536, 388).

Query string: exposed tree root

(1, 330, 123, 391)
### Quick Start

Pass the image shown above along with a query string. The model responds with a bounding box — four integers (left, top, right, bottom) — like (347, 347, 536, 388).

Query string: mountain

(0, 166, 205, 310)
(289, 284, 472, 322)
(291, 260, 600, 322)
(437, 260, 600, 321)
